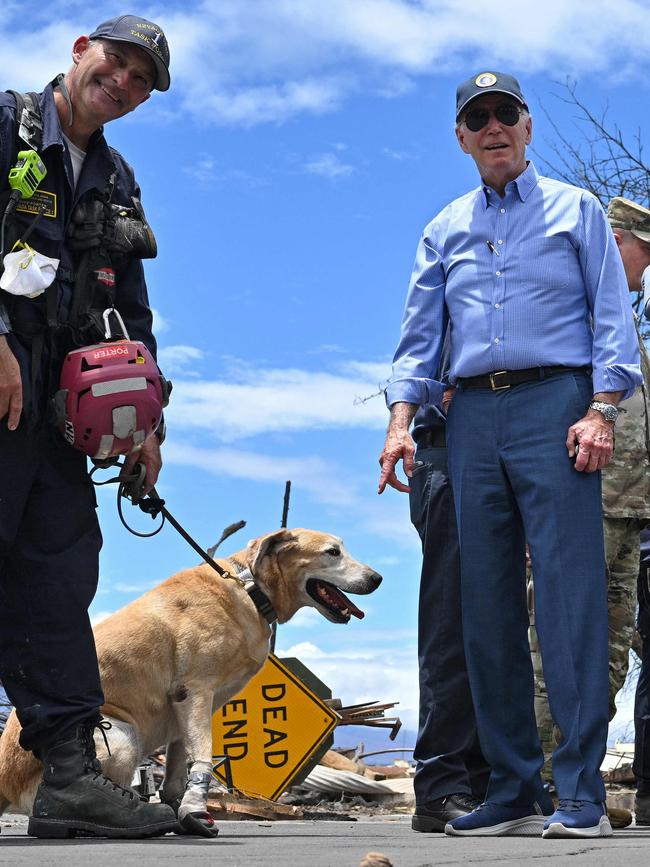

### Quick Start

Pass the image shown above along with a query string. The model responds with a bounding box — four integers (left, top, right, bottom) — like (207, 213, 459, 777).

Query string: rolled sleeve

(579, 194, 642, 399)
(386, 231, 447, 408)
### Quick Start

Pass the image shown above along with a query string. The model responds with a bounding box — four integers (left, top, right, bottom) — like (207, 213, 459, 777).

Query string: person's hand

(122, 434, 162, 495)
(378, 427, 415, 494)
(566, 410, 615, 472)
(442, 386, 456, 415)
(0, 335, 22, 430)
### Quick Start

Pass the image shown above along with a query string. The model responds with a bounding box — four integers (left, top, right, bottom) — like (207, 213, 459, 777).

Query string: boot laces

(558, 799, 585, 812)
(82, 718, 141, 801)
(452, 793, 482, 810)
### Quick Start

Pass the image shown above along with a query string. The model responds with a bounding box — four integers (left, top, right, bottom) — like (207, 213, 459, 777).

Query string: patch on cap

(475, 72, 497, 88)
(456, 70, 526, 121)
(89, 14, 170, 92)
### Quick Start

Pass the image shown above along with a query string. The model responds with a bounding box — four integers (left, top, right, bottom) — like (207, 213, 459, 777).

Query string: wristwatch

(589, 400, 619, 424)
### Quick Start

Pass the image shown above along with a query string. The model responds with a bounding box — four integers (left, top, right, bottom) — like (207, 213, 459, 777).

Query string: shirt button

(500, 208, 506, 213)
(495, 303, 501, 309)
(494, 337, 500, 344)
(498, 239, 503, 245)
(496, 270, 501, 276)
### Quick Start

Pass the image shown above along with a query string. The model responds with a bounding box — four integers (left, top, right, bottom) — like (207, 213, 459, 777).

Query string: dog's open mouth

(306, 579, 365, 623)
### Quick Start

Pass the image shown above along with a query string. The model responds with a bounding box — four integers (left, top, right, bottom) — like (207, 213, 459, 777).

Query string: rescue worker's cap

(608, 197, 650, 244)
(456, 71, 527, 122)
(89, 14, 170, 92)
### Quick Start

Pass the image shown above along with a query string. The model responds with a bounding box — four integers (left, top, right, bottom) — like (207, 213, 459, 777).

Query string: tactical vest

(0, 89, 157, 418)
(0, 90, 157, 346)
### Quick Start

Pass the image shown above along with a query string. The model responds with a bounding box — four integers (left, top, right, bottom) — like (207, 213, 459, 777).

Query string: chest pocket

(517, 236, 571, 297)
(11, 181, 64, 258)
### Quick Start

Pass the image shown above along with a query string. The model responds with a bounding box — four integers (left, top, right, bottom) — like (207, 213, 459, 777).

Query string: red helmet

(53, 340, 169, 461)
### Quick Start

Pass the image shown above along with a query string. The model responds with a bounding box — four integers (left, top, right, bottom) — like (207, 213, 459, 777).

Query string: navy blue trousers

(0, 421, 104, 751)
(409, 445, 490, 804)
(447, 371, 609, 805)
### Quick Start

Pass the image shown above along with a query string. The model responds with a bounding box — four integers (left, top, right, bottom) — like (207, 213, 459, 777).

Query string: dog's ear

(247, 528, 296, 575)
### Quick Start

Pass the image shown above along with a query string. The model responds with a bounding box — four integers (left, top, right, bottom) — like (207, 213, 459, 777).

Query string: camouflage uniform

(530, 198, 650, 774)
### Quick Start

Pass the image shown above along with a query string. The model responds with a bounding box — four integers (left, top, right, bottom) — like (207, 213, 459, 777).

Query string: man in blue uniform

(0, 15, 176, 838)
(407, 401, 489, 831)
(379, 71, 641, 838)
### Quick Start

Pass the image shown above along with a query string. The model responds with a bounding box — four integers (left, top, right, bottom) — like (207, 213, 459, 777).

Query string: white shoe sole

(444, 816, 545, 837)
(542, 815, 613, 839)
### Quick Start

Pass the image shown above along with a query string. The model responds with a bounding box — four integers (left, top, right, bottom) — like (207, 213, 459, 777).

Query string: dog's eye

(326, 547, 341, 557)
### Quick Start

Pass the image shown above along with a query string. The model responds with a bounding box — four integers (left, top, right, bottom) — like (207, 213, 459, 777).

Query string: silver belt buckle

(489, 370, 510, 391)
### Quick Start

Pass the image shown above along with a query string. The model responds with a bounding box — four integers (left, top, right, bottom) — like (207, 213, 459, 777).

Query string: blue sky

(4, 0, 650, 743)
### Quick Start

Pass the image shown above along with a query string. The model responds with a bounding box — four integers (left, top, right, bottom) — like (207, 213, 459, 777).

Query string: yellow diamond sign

(212, 654, 339, 800)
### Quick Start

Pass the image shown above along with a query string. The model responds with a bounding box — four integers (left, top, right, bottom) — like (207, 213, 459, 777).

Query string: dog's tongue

(348, 600, 364, 619)
(328, 585, 364, 619)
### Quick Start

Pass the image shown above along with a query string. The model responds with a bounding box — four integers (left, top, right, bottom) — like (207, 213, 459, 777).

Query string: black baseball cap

(89, 15, 170, 92)
(456, 71, 526, 121)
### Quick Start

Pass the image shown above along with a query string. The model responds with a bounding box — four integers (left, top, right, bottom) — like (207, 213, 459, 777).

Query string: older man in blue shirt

(379, 71, 641, 839)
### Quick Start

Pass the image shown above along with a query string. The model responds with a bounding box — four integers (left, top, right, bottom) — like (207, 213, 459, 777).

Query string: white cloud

(277, 640, 419, 727)
(182, 153, 217, 185)
(114, 580, 158, 594)
(151, 308, 169, 334)
(164, 358, 390, 440)
(166, 442, 359, 507)
(375, 555, 402, 566)
(167, 0, 650, 126)
(383, 147, 413, 161)
(305, 152, 355, 178)
(6, 1, 650, 127)
(157, 344, 205, 375)
(90, 610, 113, 627)
(281, 608, 322, 629)
(181, 153, 266, 187)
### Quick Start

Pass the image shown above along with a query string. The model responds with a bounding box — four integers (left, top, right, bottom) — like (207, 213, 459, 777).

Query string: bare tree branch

(534, 78, 650, 332)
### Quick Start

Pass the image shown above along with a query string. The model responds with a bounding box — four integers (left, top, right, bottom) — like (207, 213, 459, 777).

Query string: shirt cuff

(592, 364, 643, 401)
(385, 377, 444, 408)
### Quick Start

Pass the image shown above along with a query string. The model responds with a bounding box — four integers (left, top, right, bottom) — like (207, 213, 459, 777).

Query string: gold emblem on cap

(476, 72, 497, 88)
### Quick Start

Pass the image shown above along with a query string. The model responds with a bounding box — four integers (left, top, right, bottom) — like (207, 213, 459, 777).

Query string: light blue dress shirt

(386, 162, 642, 407)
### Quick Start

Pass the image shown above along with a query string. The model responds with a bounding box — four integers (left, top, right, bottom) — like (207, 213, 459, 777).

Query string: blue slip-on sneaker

(444, 801, 548, 837)
(542, 800, 613, 838)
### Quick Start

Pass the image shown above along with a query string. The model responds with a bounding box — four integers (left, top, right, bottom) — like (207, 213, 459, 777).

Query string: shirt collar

(39, 79, 107, 155)
(481, 161, 540, 208)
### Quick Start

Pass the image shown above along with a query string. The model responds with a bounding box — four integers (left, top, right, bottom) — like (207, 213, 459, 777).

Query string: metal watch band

(589, 400, 618, 423)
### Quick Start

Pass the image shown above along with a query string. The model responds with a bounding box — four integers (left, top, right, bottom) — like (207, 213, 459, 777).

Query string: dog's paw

(176, 811, 219, 838)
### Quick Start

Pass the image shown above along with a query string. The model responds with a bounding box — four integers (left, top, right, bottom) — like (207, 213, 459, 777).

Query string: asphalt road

(2, 813, 650, 866)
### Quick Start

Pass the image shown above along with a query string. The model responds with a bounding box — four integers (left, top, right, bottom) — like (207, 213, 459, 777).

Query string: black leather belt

(457, 365, 589, 392)
(414, 428, 446, 448)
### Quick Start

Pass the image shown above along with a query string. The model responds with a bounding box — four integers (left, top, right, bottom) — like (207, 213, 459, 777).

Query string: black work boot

(412, 792, 482, 832)
(27, 719, 177, 839)
(636, 793, 650, 826)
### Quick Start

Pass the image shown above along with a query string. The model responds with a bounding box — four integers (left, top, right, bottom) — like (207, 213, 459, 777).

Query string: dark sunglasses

(463, 103, 523, 133)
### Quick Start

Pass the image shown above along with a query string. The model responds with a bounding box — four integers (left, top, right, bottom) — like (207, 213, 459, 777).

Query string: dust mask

(0, 242, 59, 299)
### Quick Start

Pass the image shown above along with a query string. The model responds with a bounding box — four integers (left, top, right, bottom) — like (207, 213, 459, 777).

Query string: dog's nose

(368, 570, 383, 588)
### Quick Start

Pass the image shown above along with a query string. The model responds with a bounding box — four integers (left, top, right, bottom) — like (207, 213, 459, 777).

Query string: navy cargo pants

(0, 420, 104, 751)
(409, 440, 490, 804)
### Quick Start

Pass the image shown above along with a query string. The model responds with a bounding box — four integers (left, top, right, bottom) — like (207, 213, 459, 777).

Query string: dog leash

(90, 461, 278, 625)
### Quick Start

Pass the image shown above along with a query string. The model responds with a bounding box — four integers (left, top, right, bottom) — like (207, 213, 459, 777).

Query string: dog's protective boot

(179, 810, 219, 838)
(27, 719, 177, 839)
(162, 792, 219, 838)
